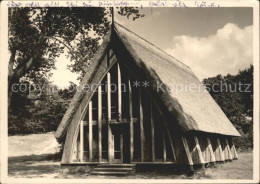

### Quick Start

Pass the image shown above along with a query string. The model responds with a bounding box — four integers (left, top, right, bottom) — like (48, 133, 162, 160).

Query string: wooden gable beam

(163, 127, 167, 162)
(98, 86, 102, 162)
(225, 138, 233, 160)
(139, 87, 144, 162)
(163, 121, 177, 162)
(118, 62, 123, 162)
(120, 133, 124, 162)
(117, 62, 122, 121)
(128, 72, 134, 162)
(194, 136, 205, 165)
(107, 72, 114, 162)
(76, 134, 80, 161)
(88, 101, 93, 161)
(217, 138, 225, 162)
(182, 136, 194, 166)
(150, 103, 155, 162)
(80, 120, 84, 162)
(107, 72, 111, 121)
(231, 139, 238, 159)
(207, 137, 216, 163)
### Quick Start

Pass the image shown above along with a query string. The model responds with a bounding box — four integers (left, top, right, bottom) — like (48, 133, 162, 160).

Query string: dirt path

(8, 152, 253, 179)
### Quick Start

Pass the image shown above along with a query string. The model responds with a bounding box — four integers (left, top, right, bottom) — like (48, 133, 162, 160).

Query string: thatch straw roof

(55, 23, 240, 139)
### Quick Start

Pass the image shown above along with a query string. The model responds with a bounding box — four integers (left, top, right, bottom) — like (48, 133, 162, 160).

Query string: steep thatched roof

(55, 23, 240, 139)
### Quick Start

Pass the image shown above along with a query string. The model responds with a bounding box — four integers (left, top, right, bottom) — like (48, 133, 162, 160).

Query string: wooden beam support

(231, 139, 238, 159)
(76, 130, 80, 161)
(217, 138, 225, 162)
(88, 101, 93, 161)
(163, 127, 167, 162)
(107, 73, 111, 120)
(151, 103, 155, 162)
(120, 133, 124, 162)
(207, 137, 216, 163)
(117, 62, 122, 121)
(80, 120, 84, 162)
(98, 85, 102, 162)
(223, 139, 228, 161)
(182, 136, 193, 166)
(128, 73, 134, 162)
(164, 121, 177, 162)
(223, 140, 227, 160)
(139, 87, 144, 162)
(194, 136, 205, 164)
(107, 72, 114, 162)
(225, 138, 233, 160)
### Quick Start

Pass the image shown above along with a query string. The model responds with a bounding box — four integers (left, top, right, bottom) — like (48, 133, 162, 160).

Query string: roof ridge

(114, 22, 191, 69)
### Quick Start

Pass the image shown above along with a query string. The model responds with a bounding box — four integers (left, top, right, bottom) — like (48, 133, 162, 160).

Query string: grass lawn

(8, 152, 253, 179)
(8, 132, 60, 157)
(8, 133, 253, 179)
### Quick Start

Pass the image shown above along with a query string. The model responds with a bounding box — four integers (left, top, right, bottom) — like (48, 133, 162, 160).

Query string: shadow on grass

(8, 161, 60, 178)
(9, 152, 62, 163)
(8, 152, 62, 178)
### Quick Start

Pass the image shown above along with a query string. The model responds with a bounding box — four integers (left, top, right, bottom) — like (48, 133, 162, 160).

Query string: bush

(233, 123, 253, 151)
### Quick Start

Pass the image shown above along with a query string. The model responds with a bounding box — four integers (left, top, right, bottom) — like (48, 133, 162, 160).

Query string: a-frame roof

(55, 23, 240, 139)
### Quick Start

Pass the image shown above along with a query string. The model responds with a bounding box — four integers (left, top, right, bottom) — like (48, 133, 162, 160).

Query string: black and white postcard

(0, 0, 259, 183)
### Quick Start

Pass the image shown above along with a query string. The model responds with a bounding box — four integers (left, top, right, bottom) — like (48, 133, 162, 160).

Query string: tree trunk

(8, 30, 46, 107)
(8, 49, 17, 108)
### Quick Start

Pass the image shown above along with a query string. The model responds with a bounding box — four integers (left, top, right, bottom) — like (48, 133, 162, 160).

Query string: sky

(50, 7, 253, 88)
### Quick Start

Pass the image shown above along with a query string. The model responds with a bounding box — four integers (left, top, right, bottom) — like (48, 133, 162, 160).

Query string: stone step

(94, 167, 133, 171)
(90, 171, 128, 176)
(91, 163, 136, 176)
(96, 164, 136, 168)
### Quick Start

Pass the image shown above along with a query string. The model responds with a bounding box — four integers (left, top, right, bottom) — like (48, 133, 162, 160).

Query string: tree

(8, 78, 63, 134)
(8, 7, 144, 135)
(236, 65, 253, 118)
(203, 65, 253, 150)
(8, 7, 144, 107)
